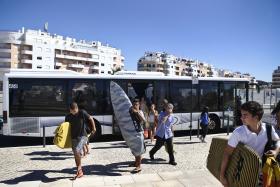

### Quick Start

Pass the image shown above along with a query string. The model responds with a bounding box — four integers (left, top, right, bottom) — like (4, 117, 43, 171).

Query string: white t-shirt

(228, 123, 280, 157)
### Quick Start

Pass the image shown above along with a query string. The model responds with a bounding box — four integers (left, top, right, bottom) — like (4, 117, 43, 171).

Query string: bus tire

(208, 114, 221, 131)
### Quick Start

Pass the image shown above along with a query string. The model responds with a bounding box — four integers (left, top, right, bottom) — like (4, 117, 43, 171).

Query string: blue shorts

(72, 136, 88, 156)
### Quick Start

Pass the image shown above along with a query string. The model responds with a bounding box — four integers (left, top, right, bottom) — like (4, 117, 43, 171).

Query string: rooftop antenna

(44, 22, 48, 32)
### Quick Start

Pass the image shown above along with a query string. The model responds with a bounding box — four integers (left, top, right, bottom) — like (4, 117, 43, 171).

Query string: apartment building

(138, 52, 216, 77)
(272, 66, 280, 88)
(0, 27, 124, 74)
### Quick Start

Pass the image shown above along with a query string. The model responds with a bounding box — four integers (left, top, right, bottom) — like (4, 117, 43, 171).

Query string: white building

(272, 66, 280, 88)
(138, 52, 198, 76)
(185, 61, 200, 77)
(0, 27, 124, 74)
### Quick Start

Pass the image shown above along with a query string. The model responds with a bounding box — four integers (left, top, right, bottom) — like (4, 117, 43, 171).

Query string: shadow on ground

(0, 157, 166, 184)
(24, 151, 73, 161)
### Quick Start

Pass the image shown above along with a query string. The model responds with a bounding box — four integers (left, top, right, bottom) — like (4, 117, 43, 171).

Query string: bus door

(126, 80, 155, 130)
(222, 82, 235, 128)
(154, 80, 169, 112)
(169, 80, 193, 131)
(69, 79, 110, 136)
(199, 81, 221, 131)
(222, 82, 247, 129)
(110, 79, 155, 135)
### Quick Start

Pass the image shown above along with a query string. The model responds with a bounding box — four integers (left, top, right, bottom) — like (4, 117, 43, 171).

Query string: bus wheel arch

(208, 113, 221, 130)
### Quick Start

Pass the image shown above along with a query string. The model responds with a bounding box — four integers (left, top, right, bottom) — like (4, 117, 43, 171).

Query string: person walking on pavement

(149, 103, 177, 165)
(129, 98, 146, 172)
(65, 102, 96, 179)
(148, 103, 158, 143)
(140, 97, 149, 139)
(199, 106, 209, 143)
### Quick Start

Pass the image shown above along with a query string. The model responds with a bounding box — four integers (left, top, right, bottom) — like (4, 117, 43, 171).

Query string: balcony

(21, 59, 32, 64)
(0, 58, 10, 63)
(90, 65, 99, 70)
(0, 49, 11, 53)
(68, 64, 84, 69)
(56, 54, 97, 62)
(21, 50, 33, 55)
(55, 62, 62, 67)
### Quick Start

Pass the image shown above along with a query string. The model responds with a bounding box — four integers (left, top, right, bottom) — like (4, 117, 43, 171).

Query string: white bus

(1, 69, 249, 137)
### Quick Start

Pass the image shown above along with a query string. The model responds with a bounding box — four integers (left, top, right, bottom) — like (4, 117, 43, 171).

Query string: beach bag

(53, 122, 72, 148)
(262, 156, 280, 187)
(264, 125, 277, 152)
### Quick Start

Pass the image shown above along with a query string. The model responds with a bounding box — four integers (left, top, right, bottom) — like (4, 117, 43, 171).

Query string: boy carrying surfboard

(129, 98, 146, 172)
(220, 101, 280, 187)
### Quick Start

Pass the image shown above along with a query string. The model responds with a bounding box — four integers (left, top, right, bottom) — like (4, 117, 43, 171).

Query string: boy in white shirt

(219, 101, 280, 187)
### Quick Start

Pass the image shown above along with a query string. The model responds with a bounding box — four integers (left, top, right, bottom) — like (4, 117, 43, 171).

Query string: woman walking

(148, 103, 158, 143)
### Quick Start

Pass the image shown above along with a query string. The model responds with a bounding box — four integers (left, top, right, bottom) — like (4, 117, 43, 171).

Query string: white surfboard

(110, 81, 145, 157)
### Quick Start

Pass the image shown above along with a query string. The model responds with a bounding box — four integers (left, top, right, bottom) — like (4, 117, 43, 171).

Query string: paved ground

(0, 134, 228, 186)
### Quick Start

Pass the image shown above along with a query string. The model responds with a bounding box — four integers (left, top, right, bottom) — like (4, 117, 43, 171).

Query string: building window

(37, 65, 42, 69)
(37, 56, 42, 60)
(101, 63, 104, 66)
(101, 71, 104, 73)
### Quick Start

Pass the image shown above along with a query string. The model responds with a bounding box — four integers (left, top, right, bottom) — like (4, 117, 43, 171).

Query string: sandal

(74, 169, 84, 179)
(133, 167, 142, 173)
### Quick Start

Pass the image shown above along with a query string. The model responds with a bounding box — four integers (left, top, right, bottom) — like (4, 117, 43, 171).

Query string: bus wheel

(208, 114, 221, 131)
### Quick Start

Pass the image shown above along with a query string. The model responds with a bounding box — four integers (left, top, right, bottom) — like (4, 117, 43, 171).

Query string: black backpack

(262, 124, 277, 165)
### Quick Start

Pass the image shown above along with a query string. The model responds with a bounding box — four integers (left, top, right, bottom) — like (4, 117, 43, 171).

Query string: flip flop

(74, 169, 84, 179)
(133, 167, 142, 173)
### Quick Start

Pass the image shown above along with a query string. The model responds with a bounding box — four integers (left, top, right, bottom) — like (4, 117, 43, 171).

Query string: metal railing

(42, 123, 59, 147)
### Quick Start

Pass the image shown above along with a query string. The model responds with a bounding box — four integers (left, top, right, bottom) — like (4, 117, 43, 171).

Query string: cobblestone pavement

(0, 133, 229, 185)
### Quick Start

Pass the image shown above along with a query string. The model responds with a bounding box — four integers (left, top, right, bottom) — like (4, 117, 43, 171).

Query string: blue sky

(0, 0, 279, 81)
